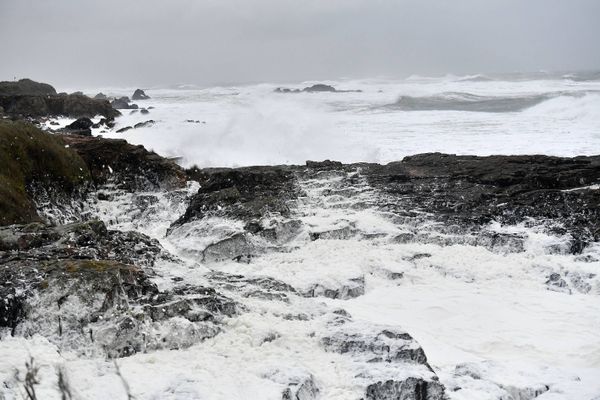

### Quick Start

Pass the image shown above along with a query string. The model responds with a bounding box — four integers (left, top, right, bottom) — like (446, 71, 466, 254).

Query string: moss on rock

(0, 120, 91, 225)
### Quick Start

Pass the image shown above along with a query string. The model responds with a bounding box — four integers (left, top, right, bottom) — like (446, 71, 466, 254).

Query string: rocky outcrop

(62, 135, 186, 191)
(0, 93, 120, 119)
(303, 84, 337, 92)
(0, 78, 57, 96)
(132, 89, 150, 100)
(174, 166, 298, 227)
(0, 219, 236, 356)
(111, 96, 138, 109)
(362, 153, 600, 253)
(0, 120, 91, 225)
(274, 84, 362, 93)
(174, 155, 600, 254)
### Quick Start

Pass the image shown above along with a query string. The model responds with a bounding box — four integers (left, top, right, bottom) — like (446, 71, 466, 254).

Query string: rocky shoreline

(1, 79, 599, 399)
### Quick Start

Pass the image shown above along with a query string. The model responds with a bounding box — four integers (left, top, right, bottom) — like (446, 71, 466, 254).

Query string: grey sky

(1, 0, 599, 88)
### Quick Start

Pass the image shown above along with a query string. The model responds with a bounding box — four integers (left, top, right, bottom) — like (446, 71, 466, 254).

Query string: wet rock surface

(62, 135, 186, 191)
(0, 219, 236, 357)
(175, 166, 299, 227)
(362, 153, 600, 253)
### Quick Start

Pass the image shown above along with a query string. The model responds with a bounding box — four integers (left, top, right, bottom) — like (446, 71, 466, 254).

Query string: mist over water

(80, 73, 600, 168)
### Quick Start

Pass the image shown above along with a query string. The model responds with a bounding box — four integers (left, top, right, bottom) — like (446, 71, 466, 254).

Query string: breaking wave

(385, 91, 594, 113)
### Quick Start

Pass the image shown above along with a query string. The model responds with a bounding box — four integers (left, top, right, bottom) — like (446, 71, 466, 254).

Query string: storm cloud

(1, 0, 599, 87)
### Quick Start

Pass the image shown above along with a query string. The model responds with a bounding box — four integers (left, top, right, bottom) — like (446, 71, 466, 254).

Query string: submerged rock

(282, 375, 319, 400)
(134, 119, 155, 129)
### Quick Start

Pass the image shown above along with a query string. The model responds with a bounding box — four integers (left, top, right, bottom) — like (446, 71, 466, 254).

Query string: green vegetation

(0, 120, 91, 225)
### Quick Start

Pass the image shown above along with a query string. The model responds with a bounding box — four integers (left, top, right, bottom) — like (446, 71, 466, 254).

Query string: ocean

(79, 72, 600, 168)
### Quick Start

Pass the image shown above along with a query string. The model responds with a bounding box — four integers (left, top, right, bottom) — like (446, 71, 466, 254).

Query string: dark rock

(0, 220, 236, 356)
(173, 166, 298, 228)
(174, 154, 600, 253)
(274, 87, 301, 93)
(303, 84, 337, 92)
(132, 89, 150, 100)
(134, 120, 155, 129)
(61, 135, 186, 191)
(0, 93, 119, 119)
(116, 126, 133, 133)
(0, 78, 57, 96)
(306, 160, 343, 170)
(322, 324, 428, 364)
(63, 117, 94, 136)
(363, 153, 600, 253)
(111, 97, 138, 110)
(0, 220, 167, 266)
(92, 117, 116, 129)
(94, 93, 108, 100)
(365, 377, 445, 400)
(140, 108, 150, 115)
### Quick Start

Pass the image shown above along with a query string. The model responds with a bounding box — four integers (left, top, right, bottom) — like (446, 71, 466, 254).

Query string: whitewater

(3, 73, 600, 399)
(70, 73, 600, 168)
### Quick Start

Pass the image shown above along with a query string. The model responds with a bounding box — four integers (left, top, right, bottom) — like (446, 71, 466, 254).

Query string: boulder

(94, 92, 108, 100)
(64, 117, 94, 136)
(132, 89, 150, 100)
